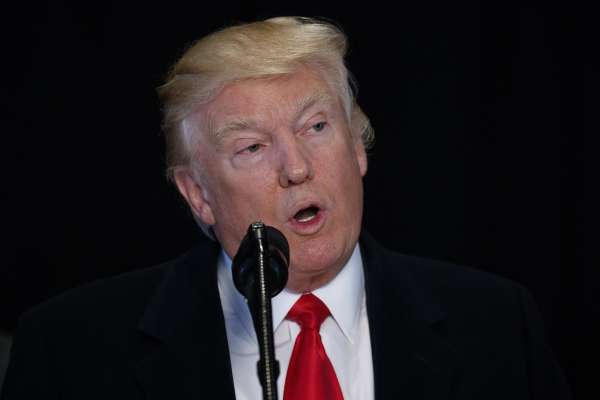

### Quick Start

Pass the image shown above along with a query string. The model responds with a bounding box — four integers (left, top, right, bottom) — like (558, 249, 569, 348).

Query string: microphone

(232, 222, 289, 300)
(231, 221, 289, 400)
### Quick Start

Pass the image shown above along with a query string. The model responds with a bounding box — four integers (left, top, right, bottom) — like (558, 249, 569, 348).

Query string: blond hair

(158, 16, 374, 181)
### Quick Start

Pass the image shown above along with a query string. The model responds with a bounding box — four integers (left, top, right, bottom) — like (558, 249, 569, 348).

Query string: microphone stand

(247, 222, 280, 400)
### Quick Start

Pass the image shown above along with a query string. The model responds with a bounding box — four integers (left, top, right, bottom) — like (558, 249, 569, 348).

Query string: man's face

(180, 68, 367, 292)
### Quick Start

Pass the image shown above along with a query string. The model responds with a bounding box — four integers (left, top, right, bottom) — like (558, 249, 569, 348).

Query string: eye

(311, 121, 327, 132)
(237, 143, 262, 155)
(246, 144, 261, 153)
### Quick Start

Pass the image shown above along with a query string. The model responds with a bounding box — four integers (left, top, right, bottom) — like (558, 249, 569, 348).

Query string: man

(2, 17, 570, 399)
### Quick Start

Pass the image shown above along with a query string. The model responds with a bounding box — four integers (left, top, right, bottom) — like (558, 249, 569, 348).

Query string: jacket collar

(134, 239, 236, 400)
(360, 232, 461, 399)
(133, 232, 460, 399)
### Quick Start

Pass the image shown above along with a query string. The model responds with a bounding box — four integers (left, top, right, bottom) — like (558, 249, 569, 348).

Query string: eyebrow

(293, 91, 335, 121)
(212, 118, 260, 140)
(211, 91, 336, 140)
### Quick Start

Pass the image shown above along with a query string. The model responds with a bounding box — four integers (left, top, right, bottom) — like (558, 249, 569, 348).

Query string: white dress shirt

(217, 244, 374, 400)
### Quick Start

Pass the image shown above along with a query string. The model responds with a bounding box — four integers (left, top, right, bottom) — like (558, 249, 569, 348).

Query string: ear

(355, 139, 368, 177)
(173, 168, 216, 226)
(349, 105, 369, 177)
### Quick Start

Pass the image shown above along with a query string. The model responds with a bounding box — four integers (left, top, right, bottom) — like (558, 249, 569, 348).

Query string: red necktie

(283, 293, 344, 400)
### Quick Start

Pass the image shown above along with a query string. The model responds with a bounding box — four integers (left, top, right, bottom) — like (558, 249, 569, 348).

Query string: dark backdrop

(2, 1, 592, 398)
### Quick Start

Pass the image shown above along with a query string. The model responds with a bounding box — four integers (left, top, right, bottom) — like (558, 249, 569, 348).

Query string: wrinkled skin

(175, 68, 367, 292)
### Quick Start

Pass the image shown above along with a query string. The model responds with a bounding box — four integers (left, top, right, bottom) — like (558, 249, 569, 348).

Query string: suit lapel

(360, 233, 462, 400)
(133, 241, 236, 400)
(130, 233, 461, 399)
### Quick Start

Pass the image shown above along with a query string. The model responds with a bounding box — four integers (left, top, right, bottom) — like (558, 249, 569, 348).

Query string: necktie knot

(286, 293, 330, 331)
(284, 293, 344, 400)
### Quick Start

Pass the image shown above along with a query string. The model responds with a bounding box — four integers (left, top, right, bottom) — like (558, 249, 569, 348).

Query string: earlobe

(173, 168, 216, 226)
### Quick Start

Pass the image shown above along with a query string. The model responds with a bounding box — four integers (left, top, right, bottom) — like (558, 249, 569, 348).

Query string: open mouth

(293, 206, 320, 223)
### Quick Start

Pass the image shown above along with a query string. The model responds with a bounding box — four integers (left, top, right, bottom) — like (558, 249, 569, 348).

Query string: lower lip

(286, 209, 326, 235)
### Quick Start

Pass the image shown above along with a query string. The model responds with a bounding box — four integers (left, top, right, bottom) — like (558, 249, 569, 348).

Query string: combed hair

(158, 16, 374, 182)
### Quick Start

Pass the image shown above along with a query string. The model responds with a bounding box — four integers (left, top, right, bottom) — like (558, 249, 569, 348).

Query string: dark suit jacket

(1, 233, 571, 399)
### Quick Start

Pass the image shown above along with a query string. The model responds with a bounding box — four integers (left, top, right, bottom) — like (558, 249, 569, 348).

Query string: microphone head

(232, 222, 289, 299)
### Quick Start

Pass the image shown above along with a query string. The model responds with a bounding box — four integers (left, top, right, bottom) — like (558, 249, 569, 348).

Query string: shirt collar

(311, 245, 364, 343)
(218, 243, 365, 346)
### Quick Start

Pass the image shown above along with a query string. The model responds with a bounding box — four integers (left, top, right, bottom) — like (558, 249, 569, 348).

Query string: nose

(278, 136, 313, 187)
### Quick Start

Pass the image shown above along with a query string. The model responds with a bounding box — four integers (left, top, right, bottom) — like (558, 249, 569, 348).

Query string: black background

(1, 1, 593, 398)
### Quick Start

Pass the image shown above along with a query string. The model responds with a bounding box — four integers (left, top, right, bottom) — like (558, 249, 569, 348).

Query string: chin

(286, 266, 339, 293)
(287, 243, 346, 286)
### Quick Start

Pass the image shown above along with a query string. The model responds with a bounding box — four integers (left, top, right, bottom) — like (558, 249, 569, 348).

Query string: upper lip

(287, 199, 324, 221)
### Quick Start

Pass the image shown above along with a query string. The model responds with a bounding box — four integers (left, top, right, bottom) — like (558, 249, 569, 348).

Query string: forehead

(203, 68, 340, 134)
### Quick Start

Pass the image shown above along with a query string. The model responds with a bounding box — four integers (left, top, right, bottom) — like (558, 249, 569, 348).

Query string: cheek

(325, 138, 363, 176)
(208, 154, 269, 195)
(210, 171, 276, 223)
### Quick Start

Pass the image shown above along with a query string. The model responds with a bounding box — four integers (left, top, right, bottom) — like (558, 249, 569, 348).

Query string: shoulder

(16, 242, 214, 335)
(18, 261, 170, 335)
(394, 250, 524, 296)
(21, 241, 223, 332)
(3, 260, 178, 396)
(361, 233, 545, 362)
(361, 231, 524, 292)
(360, 232, 531, 322)
(392, 251, 531, 321)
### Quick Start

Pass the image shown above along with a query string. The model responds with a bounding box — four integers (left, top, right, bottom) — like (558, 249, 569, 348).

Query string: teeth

(294, 207, 318, 222)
